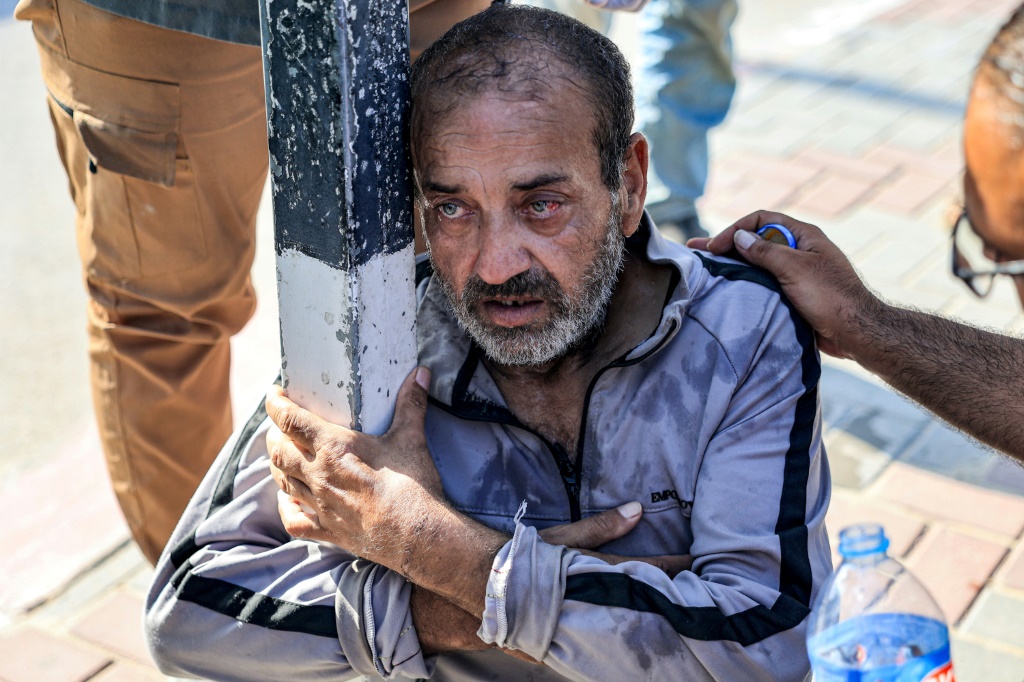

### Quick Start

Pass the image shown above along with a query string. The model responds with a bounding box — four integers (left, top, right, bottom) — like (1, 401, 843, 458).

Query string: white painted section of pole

(276, 245, 417, 435)
(348, 246, 419, 436)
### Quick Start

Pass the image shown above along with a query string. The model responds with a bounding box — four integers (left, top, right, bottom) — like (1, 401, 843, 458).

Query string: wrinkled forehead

(411, 47, 595, 144)
(412, 88, 604, 194)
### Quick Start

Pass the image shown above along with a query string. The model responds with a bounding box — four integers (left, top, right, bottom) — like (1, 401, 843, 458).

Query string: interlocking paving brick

(718, 153, 823, 187)
(819, 365, 933, 454)
(701, 164, 747, 199)
(88, 661, 164, 682)
(871, 283, 954, 313)
(998, 539, 1024, 591)
(874, 463, 1024, 538)
(790, 174, 877, 217)
(899, 424, 1024, 497)
(864, 143, 960, 181)
(817, 120, 890, 156)
(856, 240, 946, 287)
(797, 147, 898, 184)
(731, 121, 813, 157)
(904, 525, 1008, 624)
(721, 177, 797, 215)
(870, 169, 955, 215)
(906, 260, 971, 302)
(824, 429, 895, 490)
(931, 137, 962, 166)
(960, 589, 1024, 650)
(0, 432, 130, 617)
(0, 628, 109, 682)
(943, 289, 1024, 333)
(124, 563, 157, 596)
(70, 591, 153, 667)
(826, 493, 926, 562)
(28, 542, 145, 633)
(950, 636, 1024, 682)
(816, 212, 893, 258)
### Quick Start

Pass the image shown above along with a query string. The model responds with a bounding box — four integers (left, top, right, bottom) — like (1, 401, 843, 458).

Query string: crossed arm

(144, 378, 687, 680)
(266, 370, 689, 657)
(693, 210, 1024, 459)
(147, 325, 819, 680)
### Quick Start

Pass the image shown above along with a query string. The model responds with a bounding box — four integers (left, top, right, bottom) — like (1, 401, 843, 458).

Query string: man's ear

(620, 132, 648, 238)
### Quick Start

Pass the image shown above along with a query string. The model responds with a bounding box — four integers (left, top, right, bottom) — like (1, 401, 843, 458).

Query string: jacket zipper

(432, 318, 678, 523)
(569, 319, 677, 521)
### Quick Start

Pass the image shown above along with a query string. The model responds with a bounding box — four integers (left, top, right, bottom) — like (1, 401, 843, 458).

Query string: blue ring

(757, 223, 797, 248)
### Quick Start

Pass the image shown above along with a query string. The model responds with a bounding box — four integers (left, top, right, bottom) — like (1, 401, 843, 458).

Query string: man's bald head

(975, 4, 1024, 147)
(410, 1, 634, 191)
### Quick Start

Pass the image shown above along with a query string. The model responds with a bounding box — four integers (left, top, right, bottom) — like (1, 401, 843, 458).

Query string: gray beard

(438, 202, 626, 367)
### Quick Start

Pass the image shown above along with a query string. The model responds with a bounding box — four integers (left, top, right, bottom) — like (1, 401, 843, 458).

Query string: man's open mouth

(481, 298, 545, 326)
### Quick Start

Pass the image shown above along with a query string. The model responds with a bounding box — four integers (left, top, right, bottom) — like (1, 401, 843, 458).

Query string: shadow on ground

(822, 364, 1024, 496)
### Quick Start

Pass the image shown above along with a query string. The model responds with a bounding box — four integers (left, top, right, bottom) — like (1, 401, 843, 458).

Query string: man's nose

(475, 216, 532, 285)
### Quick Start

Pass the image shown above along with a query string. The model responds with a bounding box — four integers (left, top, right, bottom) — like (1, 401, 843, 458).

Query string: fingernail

(617, 501, 643, 519)
(415, 366, 430, 391)
(734, 230, 758, 250)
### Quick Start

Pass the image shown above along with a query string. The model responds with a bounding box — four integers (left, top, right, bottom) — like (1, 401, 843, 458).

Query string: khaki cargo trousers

(16, 0, 485, 563)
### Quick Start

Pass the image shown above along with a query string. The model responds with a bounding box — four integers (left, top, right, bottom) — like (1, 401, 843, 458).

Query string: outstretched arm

(693, 210, 1024, 459)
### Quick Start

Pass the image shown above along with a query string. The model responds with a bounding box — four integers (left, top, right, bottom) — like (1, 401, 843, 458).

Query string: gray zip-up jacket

(145, 220, 832, 681)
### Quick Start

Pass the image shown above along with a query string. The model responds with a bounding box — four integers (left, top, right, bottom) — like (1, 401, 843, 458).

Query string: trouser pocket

(42, 51, 211, 281)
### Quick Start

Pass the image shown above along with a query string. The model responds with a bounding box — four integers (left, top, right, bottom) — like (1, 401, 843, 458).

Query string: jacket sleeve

(144, 397, 432, 681)
(476, 294, 832, 682)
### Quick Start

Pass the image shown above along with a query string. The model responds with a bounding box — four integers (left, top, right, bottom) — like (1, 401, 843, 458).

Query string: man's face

(413, 85, 630, 366)
(963, 80, 1024, 305)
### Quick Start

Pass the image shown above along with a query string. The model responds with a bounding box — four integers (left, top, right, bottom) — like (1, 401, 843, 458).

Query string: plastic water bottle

(807, 524, 956, 682)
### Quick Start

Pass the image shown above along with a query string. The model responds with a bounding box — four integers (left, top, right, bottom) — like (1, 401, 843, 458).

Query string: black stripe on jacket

(564, 254, 819, 645)
(166, 382, 339, 639)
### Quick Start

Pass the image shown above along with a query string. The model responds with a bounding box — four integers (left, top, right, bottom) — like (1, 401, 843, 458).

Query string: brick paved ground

(3, 0, 1024, 680)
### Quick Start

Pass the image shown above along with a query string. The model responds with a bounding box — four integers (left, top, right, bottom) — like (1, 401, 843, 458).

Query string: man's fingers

(730, 220, 818, 281)
(704, 210, 770, 254)
(265, 384, 342, 456)
(705, 210, 817, 255)
(686, 236, 712, 251)
(278, 469, 315, 504)
(390, 366, 431, 437)
(276, 490, 324, 539)
(539, 502, 643, 549)
(576, 549, 693, 578)
(267, 425, 315, 474)
(649, 553, 693, 578)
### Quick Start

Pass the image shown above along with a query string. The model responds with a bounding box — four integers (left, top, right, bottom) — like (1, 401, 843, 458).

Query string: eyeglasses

(950, 209, 1024, 297)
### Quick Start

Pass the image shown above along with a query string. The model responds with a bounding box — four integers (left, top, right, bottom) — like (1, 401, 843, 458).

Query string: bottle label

(809, 614, 954, 682)
(922, 661, 955, 682)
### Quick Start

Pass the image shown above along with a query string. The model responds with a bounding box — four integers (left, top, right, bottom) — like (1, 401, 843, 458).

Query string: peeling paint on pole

(260, 0, 417, 434)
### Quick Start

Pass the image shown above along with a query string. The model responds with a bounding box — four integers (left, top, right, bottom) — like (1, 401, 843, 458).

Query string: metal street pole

(259, 0, 418, 435)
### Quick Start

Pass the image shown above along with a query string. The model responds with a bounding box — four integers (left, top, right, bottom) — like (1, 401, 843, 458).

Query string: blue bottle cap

(838, 524, 890, 559)
(757, 223, 797, 248)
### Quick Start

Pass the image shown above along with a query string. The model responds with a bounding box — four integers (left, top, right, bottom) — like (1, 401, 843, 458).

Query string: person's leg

(15, 0, 486, 562)
(636, 0, 738, 238)
(17, 0, 266, 562)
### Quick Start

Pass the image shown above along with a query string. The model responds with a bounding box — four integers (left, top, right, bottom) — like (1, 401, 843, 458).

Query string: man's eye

(529, 200, 559, 215)
(438, 202, 462, 218)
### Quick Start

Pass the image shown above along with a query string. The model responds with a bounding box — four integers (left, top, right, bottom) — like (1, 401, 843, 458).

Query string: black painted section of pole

(259, 0, 415, 269)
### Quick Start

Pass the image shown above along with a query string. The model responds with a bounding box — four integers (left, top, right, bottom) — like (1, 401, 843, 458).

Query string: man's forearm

(411, 585, 490, 654)
(851, 301, 1024, 459)
(397, 493, 510, 617)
